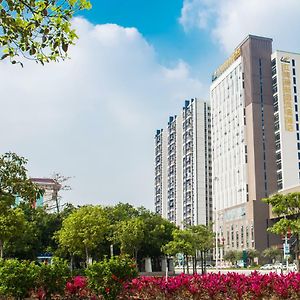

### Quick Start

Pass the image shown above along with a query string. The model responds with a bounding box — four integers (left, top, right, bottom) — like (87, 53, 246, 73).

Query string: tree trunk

(296, 234, 300, 272)
(192, 256, 195, 273)
(0, 240, 3, 259)
(70, 255, 74, 274)
(186, 255, 189, 274)
(201, 251, 204, 274)
(85, 246, 89, 267)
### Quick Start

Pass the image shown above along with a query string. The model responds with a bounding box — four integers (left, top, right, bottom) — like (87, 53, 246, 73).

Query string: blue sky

(79, 0, 222, 83)
(1, 0, 300, 210)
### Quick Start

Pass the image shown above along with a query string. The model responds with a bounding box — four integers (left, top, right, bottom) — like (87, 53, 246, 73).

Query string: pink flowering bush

(119, 272, 300, 300)
(64, 276, 101, 300)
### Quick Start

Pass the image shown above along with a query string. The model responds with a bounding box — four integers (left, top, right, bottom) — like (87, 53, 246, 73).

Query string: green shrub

(0, 258, 38, 299)
(86, 255, 138, 300)
(35, 257, 71, 298)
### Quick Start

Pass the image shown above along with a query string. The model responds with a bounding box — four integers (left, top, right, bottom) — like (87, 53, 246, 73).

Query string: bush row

(0, 255, 137, 300)
(120, 272, 300, 300)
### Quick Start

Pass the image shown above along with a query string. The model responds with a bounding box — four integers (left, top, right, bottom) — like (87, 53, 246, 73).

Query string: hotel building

(155, 98, 212, 228)
(271, 51, 300, 191)
(210, 35, 277, 252)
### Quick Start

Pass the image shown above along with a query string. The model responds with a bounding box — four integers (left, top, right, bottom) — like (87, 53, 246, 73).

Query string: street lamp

(215, 207, 219, 271)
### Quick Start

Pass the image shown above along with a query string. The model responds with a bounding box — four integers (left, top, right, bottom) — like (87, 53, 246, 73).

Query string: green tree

(138, 211, 176, 259)
(56, 205, 109, 266)
(5, 203, 70, 259)
(0, 207, 26, 258)
(112, 218, 145, 261)
(263, 192, 300, 270)
(162, 229, 194, 274)
(0, 0, 91, 65)
(262, 246, 282, 263)
(246, 249, 260, 266)
(224, 250, 243, 266)
(0, 152, 41, 258)
(190, 225, 214, 273)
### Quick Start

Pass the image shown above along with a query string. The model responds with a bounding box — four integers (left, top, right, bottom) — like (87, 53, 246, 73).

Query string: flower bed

(119, 272, 300, 300)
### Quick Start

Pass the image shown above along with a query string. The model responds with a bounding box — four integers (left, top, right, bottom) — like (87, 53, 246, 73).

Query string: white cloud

(0, 17, 204, 209)
(180, 0, 300, 54)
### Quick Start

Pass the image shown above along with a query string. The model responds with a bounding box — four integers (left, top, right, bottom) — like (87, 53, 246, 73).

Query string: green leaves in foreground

(0, 0, 91, 65)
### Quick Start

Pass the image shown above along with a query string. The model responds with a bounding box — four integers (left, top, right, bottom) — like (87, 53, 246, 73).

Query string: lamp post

(215, 207, 219, 271)
(213, 177, 219, 271)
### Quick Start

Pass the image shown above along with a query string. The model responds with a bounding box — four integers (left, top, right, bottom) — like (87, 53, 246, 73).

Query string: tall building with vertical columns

(210, 35, 277, 252)
(154, 98, 212, 228)
(271, 51, 300, 191)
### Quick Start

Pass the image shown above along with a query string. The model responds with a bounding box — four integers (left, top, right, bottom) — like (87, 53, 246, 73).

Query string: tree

(138, 211, 176, 259)
(0, 0, 91, 65)
(246, 249, 260, 266)
(224, 250, 242, 266)
(0, 152, 42, 258)
(190, 225, 214, 273)
(162, 229, 194, 274)
(112, 218, 145, 261)
(55, 205, 109, 266)
(51, 172, 72, 213)
(0, 208, 26, 258)
(262, 246, 282, 263)
(263, 193, 300, 270)
(5, 203, 74, 259)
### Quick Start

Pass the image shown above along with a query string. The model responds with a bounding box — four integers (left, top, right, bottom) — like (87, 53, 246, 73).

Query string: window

(294, 77, 297, 85)
(277, 161, 282, 170)
(296, 105, 298, 113)
(275, 141, 281, 150)
(292, 59, 295, 67)
(294, 86, 297, 94)
(277, 172, 282, 180)
(293, 69, 296, 76)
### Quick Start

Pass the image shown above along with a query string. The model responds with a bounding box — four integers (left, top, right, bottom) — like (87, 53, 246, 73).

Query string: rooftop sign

(212, 48, 241, 82)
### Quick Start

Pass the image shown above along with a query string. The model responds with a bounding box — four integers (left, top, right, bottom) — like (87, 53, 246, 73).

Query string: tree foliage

(263, 193, 300, 234)
(0, 152, 42, 209)
(0, 0, 91, 65)
(0, 152, 42, 258)
(263, 193, 300, 270)
(55, 205, 109, 264)
(223, 250, 242, 265)
(262, 246, 282, 263)
(112, 218, 145, 260)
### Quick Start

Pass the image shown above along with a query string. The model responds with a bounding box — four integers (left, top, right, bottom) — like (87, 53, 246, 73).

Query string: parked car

(272, 263, 283, 270)
(287, 263, 297, 272)
(205, 264, 214, 269)
(260, 264, 274, 270)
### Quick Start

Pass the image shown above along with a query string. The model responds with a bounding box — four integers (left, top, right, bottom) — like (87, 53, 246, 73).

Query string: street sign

(283, 243, 290, 255)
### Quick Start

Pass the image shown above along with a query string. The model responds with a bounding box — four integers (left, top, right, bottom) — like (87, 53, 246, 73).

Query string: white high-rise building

(210, 35, 277, 252)
(154, 98, 212, 228)
(271, 51, 300, 191)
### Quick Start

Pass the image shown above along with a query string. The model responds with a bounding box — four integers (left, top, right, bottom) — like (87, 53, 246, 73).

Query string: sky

(1, 0, 300, 210)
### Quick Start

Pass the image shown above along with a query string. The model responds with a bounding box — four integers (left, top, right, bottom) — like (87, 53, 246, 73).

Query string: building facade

(155, 98, 212, 228)
(271, 51, 300, 191)
(210, 35, 277, 253)
(31, 178, 61, 213)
